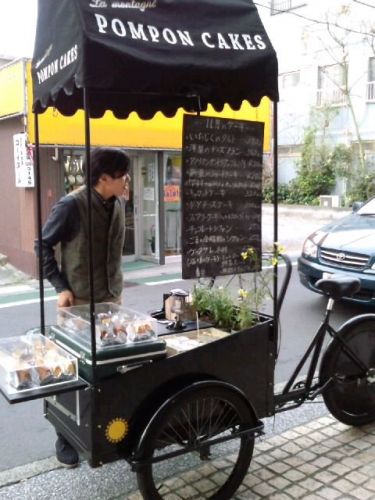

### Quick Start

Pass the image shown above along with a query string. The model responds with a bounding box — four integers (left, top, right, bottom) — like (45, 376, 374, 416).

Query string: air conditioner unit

(319, 195, 340, 208)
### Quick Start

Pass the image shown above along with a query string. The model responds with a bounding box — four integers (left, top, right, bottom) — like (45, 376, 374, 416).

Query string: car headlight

(302, 238, 318, 258)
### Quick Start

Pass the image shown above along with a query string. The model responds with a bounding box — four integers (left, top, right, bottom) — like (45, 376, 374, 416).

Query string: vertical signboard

(13, 133, 35, 188)
(182, 116, 264, 279)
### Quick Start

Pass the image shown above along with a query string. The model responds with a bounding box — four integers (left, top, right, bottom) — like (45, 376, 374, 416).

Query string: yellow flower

(238, 288, 249, 299)
(275, 243, 286, 254)
(241, 246, 256, 261)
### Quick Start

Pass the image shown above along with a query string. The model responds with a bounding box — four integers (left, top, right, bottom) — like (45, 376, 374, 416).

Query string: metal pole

(273, 101, 279, 341)
(34, 112, 45, 333)
(83, 89, 97, 379)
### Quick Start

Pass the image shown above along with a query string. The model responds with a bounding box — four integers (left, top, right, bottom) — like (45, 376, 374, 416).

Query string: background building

(258, 0, 375, 203)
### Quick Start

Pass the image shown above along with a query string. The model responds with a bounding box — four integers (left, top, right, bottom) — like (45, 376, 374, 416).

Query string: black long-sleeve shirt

(35, 191, 116, 293)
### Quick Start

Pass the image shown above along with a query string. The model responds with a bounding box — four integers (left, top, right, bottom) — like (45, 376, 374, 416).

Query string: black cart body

(46, 318, 274, 466)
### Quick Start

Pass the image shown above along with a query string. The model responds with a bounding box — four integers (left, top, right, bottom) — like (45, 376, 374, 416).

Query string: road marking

(145, 278, 183, 286)
(0, 295, 56, 309)
(0, 284, 35, 296)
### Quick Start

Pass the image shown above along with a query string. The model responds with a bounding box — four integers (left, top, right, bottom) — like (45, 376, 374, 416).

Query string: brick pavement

(127, 415, 375, 500)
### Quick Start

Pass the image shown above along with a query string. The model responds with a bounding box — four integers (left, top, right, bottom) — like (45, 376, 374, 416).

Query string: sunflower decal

(105, 418, 129, 443)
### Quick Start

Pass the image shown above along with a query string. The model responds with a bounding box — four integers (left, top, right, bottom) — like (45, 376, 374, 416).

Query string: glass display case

(57, 302, 159, 347)
(0, 332, 78, 396)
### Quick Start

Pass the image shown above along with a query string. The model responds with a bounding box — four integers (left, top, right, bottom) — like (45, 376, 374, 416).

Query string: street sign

(13, 133, 35, 188)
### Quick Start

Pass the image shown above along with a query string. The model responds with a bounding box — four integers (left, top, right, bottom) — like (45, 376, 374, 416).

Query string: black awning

(32, 0, 278, 118)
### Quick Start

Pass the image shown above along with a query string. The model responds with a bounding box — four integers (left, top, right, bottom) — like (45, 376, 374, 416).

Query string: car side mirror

(352, 201, 364, 213)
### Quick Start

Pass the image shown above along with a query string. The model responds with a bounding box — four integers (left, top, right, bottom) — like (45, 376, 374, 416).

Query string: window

(367, 57, 375, 102)
(281, 71, 300, 89)
(316, 64, 347, 107)
(271, 0, 306, 15)
(63, 150, 84, 193)
(279, 71, 300, 101)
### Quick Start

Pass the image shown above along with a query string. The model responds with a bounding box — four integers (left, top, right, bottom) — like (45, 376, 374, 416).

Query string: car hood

(318, 213, 375, 254)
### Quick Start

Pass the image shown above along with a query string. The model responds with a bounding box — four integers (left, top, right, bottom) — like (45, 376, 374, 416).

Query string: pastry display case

(57, 302, 159, 346)
(0, 332, 81, 402)
(52, 303, 167, 381)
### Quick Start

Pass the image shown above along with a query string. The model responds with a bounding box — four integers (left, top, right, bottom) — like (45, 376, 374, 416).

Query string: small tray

(165, 327, 229, 355)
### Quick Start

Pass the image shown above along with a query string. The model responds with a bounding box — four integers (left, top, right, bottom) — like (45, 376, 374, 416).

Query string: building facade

(0, 59, 271, 276)
(259, 0, 375, 198)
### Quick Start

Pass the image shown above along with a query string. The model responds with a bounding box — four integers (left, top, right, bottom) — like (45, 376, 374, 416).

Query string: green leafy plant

(192, 245, 284, 332)
(192, 286, 235, 331)
(263, 126, 355, 206)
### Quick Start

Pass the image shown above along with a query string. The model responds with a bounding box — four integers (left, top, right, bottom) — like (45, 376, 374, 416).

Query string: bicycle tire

(136, 384, 255, 499)
(320, 318, 375, 426)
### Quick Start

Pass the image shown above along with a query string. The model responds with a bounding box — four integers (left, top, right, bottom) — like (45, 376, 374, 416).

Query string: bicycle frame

(273, 295, 371, 414)
(274, 301, 333, 413)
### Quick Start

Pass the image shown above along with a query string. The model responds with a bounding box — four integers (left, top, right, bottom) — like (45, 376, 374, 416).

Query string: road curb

(0, 457, 60, 488)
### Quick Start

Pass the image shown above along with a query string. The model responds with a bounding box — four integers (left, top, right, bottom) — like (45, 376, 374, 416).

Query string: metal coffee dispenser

(164, 289, 190, 330)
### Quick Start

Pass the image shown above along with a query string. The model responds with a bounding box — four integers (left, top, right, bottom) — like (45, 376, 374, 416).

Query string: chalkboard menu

(182, 115, 264, 279)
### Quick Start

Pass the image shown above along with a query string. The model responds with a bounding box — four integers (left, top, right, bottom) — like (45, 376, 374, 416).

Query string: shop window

(63, 151, 84, 193)
(164, 154, 181, 256)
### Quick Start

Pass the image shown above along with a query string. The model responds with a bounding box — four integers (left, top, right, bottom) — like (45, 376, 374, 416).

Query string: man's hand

(57, 290, 75, 307)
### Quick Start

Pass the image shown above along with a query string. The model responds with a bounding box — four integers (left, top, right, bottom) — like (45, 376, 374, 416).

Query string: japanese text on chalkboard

(182, 116, 264, 279)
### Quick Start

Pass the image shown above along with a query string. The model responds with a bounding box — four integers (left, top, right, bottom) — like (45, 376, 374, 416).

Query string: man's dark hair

(83, 147, 130, 187)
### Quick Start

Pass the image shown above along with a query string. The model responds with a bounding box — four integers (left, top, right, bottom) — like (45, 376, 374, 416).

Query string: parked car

(298, 198, 375, 305)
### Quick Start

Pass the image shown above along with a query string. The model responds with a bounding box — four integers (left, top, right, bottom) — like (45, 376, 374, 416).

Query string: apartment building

(258, 0, 375, 196)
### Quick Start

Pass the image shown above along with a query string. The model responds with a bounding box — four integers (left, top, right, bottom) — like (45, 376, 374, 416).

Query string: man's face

(99, 172, 131, 199)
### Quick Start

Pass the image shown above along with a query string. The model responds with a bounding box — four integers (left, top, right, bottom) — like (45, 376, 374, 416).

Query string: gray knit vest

(61, 187, 125, 302)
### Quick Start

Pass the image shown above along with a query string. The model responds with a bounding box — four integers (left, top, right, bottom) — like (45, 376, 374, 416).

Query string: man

(36, 147, 130, 466)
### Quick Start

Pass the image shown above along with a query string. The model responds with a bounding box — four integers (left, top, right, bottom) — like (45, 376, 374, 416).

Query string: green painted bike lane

(0, 288, 57, 307)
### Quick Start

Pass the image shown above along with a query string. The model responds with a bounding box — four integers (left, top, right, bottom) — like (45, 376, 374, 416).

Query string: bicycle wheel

(320, 319, 375, 426)
(136, 384, 256, 500)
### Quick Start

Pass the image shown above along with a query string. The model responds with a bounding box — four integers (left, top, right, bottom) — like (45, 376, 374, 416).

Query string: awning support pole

(34, 111, 45, 334)
(83, 89, 97, 380)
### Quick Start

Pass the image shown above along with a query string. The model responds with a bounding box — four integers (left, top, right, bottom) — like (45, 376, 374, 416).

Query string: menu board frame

(181, 115, 264, 280)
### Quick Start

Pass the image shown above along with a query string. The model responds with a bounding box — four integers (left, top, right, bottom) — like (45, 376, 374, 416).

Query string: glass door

(137, 152, 159, 261)
(163, 153, 181, 256)
(123, 162, 135, 258)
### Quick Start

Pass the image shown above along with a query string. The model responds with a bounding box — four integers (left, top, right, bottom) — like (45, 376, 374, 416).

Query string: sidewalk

(0, 413, 373, 499)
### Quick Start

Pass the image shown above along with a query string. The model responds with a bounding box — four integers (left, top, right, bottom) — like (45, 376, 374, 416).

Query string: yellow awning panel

(25, 62, 271, 152)
(0, 60, 26, 118)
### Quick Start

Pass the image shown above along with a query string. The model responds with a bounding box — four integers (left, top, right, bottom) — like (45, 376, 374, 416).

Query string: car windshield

(357, 198, 375, 215)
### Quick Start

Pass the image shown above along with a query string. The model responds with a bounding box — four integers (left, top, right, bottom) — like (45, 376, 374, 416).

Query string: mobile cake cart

(0, 1, 284, 498)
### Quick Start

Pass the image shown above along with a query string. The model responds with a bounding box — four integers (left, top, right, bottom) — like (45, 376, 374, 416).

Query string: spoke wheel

(136, 385, 256, 499)
(320, 319, 375, 426)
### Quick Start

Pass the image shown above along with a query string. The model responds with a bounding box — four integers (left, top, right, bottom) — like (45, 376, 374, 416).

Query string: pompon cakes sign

(31, 0, 278, 118)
